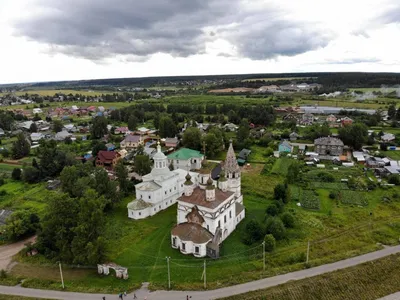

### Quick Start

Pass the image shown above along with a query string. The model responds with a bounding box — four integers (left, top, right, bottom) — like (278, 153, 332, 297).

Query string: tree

(37, 193, 80, 262)
(90, 116, 108, 139)
(12, 133, 30, 159)
(11, 168, 22, 180)
(237, 119, 250, 146)
(60, 166, 79, 197)
(159, 116, 177, 138)
(182, 127, 202, 150)
(70, 189, 106, 264)
(29, 123, 37, 133)
(135, 155, 152, 175)
(286, 162, 300, 184)
(263, 234, 276, 252)
(203, 133, 223, 158)
(266, 204, 279, 216)
(388, 174, 400, 185)
(242, 220, 263, 245)
(274, 183, 288, 203)
(22, 166, 40, 183)
(281, 213, 295, 228)
(92, 141, 107, 157)
(4, 210, 40, 241)
(265, 217, 286, 240)
(53, 120, 63, 133)
(339, 123, 368, 150)
(127, 115, 138, 131)
(115, 160, 130, 195)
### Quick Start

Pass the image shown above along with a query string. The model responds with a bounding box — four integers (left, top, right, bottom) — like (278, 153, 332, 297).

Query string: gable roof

(97, 150, 118, 162)
(123, 135, 141, 143)
(167, 148, 203, 160)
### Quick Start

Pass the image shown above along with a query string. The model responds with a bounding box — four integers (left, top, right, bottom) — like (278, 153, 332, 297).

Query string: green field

(383, 151, 400, 160)
(0, 101, 132, 111)
(220, 253, 400, 300)
(242, 77, 316, 82)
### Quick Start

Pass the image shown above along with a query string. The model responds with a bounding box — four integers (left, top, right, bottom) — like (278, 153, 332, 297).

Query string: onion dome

(184, 172, 193, 185)
(206, 177, 215, 190)
(219, 173, 227, 182)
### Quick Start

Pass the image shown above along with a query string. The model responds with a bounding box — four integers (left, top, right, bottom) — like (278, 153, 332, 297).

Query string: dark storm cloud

(14, 0, 332, 61)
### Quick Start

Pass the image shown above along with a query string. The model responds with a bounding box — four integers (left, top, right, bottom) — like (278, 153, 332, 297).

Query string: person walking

(124, 291, 127, 297)
(102, 297, 106, 300)
(133, 293, 137, 299)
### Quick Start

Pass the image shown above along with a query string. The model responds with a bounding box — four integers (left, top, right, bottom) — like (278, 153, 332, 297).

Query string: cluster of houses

(208, 83, 323, 94)
(282, 111, 354, 127)
(278, 135, 400, 177)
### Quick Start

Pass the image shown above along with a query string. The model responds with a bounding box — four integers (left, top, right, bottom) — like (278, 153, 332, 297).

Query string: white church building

(171, 142, 245, 258)
(127, 142, 202, 219)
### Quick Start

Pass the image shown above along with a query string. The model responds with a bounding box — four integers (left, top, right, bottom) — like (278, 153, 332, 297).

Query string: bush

(12, 168, 22, 181)
(281, 212, 295, 228)
(317, 171, 335, 182)
(0, 178, 4, 186)
(242, 220, 264, 245)
(329, 191, 336, 199)
(266, 204, 279, 216)
(264, 234, 276, 252)
(266, 217, 286, 240)
(388, 175, 400, 186)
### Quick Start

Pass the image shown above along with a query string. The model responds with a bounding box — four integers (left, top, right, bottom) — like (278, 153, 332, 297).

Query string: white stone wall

(171, 236, 208, 257)
(169, 157, 203, 171)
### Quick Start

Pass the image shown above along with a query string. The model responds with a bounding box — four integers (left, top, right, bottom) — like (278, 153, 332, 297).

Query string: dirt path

(0, 236, 36, 271)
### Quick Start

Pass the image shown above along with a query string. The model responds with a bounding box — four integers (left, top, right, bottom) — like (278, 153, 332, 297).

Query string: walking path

(0, 236, 35, 271)
(2, 245, 400, 300)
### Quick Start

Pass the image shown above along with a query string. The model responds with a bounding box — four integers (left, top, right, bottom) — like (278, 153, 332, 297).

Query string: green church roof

(167, 148, 203, 160)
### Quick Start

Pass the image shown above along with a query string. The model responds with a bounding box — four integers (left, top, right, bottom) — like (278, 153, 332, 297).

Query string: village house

(289, 132, 300, 141)
(164, 137, 179, 149)
(32, 108, 43, 114)
(278, 140, 293, 153)
(171, 142, 245, 258)
(341, 117, 353, 127)
(299, 113, 314, 125)
(115, 127, 130, 135)
(55, 130, 73, 141)
(237, 149, 251, 165)
(0, 128, 5, 137)
(96, 150, 121, 170)
(314, 137, 344, 156)
(381, 133, 395, 142)
(223, 123, 239, 132)
(167, 148, 204, 171)
(326, 114, 339, 127)
(120, 135, 143, 150)
(30, 132, 44, 142)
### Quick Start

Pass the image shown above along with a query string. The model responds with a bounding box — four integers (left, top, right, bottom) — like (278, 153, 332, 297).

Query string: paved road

(2, 245, 400, 300)
(0, 236, 36, 271)
(378, 292, 400, 300)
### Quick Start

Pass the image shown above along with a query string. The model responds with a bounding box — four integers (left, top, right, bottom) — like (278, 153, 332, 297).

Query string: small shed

(238, 149, 252, 165)
(278, 140, 293, 153)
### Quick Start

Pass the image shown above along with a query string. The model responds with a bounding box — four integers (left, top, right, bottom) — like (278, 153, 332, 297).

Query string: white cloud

(0, 0, 399, 84)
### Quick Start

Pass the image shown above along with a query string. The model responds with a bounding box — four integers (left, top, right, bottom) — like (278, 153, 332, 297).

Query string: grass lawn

(219, 253, 400, 300)
(270, 158, 292, 176)
(0, 101, 132, 111)
(0, 163, 16, 174)
(0, 89, 120, 97)
(383, 151, 400, 160)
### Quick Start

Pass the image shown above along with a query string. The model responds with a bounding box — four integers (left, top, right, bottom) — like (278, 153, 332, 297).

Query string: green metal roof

(167, 148, 203, 160)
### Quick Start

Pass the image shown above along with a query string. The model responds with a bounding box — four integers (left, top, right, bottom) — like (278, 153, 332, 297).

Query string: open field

(383, 151, 400, 160)
(0, 89, 120, 97)
(220, 253, 400, 300)
(349, 87, 399, 92)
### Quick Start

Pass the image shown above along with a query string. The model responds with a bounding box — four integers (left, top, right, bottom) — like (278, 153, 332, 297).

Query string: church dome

(206, 177, 215, 190)
(185, 173, 192, 181)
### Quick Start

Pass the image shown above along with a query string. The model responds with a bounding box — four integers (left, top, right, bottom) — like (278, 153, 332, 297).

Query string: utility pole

(166, 257, 171, 290)
(203, 260, 207, 289)
(58, 261, 64, 289)
(306, 240, 310, 264)
(262, 241, 266, 272)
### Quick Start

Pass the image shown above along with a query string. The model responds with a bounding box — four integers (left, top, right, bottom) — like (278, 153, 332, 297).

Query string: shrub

(0, 178, 4, 186)
(317, 171, 335, 182)
(242, 220, 264, 245)
(264, 234, 276, 252)
(281, 212, 295, 228)
(388, 175, 400, 186)
(266, 217, 286, 240)
(329, 191, 336, 199)
(12, 168, 22, 181)
(266, 204, 279, 216)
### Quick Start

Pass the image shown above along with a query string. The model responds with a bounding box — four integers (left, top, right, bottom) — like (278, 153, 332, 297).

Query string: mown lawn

(219, 253, 400, 300)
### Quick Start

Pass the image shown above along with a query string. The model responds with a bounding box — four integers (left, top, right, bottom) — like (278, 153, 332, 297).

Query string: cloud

(13, 0, 333, 61)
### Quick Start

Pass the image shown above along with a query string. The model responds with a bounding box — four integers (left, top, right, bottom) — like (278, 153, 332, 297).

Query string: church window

(181, 184, 183, 187)
(195, 246, 199, 254)
(139, 212, 141, 216)
(170, 189, 172, 192)
(218, 220, 220, 227)
(172, 237, 176, 246)
(224, 215, 227, 223)
(229, 211, 232, 219)
(174, 187, 176, 190)
(182, 243, 186, 251)
(154, 208, 156, 211)
(148, 195, 151, 199)
(207, 225, 209, 230)
(165, 191, 167, 195)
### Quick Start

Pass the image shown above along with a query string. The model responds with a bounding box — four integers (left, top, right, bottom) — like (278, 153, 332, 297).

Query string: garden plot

(339, 190, 368, 206)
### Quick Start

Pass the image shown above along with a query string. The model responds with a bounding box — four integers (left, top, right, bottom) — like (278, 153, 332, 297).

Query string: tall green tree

(4, 210, 40, 241)
(71, 189, 106, 265)
(339, 123, 368, 150)
(115, 160, 130, 196)
(182, 127, 202, 150)
(202, 133, 223, 158)
(159, 116, 177, 138)
(12, 133, 30, 159)
(29, 123, 37, 133)
(237, 119, 250, 145)
(135, 155, 152, 175)
(127, 115, 139, 131)
(388, 104, 396, 119)
(90, 116, 108, 139)
(286, 162, 300, 184)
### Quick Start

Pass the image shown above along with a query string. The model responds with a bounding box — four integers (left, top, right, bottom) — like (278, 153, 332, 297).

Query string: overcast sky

(1, 0, 399, 84)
